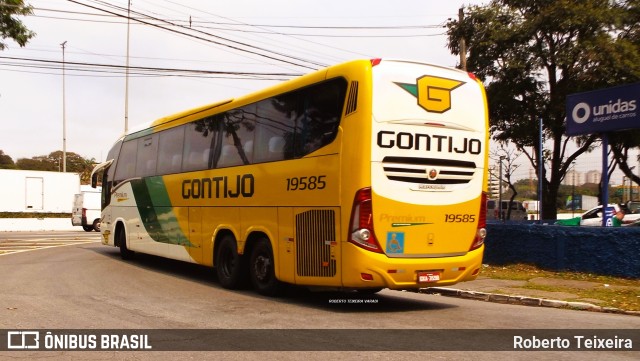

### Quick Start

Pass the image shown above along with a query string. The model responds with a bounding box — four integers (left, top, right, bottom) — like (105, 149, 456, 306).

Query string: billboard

(566, 82, 640, 136)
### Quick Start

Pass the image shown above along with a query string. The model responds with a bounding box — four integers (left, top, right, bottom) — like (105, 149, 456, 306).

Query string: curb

(421, 287, 640, 317)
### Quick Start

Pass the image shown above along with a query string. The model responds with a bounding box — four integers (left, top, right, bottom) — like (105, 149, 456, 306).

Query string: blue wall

(484, 223, 640, 278)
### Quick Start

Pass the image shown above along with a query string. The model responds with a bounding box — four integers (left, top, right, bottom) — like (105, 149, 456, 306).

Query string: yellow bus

(91, 59, 489, 296)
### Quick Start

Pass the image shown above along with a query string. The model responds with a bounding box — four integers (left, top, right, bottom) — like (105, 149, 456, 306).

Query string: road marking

(0, 237, 99, 256)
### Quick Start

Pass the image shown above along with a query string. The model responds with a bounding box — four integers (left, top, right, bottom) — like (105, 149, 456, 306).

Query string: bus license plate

(418, 272, 440, 283)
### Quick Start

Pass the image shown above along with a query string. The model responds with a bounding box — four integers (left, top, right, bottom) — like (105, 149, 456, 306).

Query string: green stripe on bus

(131, 177, 194, 247)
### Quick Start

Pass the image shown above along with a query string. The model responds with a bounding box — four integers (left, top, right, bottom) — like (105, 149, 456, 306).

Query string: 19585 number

(286, 175, 326, 191)
(444, 214, 476, 223)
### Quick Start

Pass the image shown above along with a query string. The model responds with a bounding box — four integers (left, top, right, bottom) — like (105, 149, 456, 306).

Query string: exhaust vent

(295, 210, 337, 277)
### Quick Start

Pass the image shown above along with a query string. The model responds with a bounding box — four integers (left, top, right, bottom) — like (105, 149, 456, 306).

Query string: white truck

(71, 185, 102, 232)
(566, 194, 598, 210)
(0, 169, 80, 213)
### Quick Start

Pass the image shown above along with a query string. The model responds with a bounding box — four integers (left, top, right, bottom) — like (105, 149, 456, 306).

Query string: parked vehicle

(625, 201, 640, 214)
(71, 186, 102, 232)
(566, 194, 598, 210)
(486, 199, 527, 220)
(578, 204, 640, 226)
(0, 169, 80, 213)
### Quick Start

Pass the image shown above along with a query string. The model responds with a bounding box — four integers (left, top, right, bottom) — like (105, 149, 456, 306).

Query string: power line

(31, 6, 445, 30)
(66, 0, 325, 70)
(0, 55, 303, 79)
(30, 12, 444, 38)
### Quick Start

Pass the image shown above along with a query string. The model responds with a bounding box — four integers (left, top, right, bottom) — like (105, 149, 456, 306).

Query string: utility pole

(61, 40, 67, 173)
(124, 0, 131, 133)
(458, 8, 467, 71)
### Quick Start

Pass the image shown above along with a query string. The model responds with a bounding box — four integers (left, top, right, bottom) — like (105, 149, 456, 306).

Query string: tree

(0, 150, 15, 169)
(491, 145, 522, 220)
(0, 0, 35, 50)
(16, 151, 97, 183)
(447, 0, 640, 219)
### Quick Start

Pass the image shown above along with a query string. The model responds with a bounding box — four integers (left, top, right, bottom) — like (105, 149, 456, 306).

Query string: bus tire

(215, 235, 247, 289)
(117, 224, 134, 260)
(92, 219, 101, 232)
(249, 238, 280, 296)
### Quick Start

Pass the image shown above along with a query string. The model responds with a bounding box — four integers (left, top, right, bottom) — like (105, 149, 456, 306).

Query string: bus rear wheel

(215, 235, 247, 289)
(249, 238, 280, 296)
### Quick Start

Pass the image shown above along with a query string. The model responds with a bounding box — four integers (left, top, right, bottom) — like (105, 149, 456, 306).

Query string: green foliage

(0, 0, 36, 50)
(9, 150, 97, 184)
(0, 150, 15, 169)
(447, 0, 640, 219)
(0, 212, 70, 218)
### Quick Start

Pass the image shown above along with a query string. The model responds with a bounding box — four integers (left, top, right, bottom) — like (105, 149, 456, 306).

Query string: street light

(124, 0, 131, 133)
(61, 41, 67, 173)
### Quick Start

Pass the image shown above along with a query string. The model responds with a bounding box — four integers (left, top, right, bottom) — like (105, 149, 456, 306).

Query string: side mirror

(91, 171, 98, 188)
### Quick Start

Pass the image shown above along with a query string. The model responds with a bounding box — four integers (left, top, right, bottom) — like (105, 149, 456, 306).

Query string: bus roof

(122, 58, 459, 137)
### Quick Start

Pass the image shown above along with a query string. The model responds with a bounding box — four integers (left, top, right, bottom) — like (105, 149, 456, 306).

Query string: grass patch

(482, 264, 640, 311)
(0, 212, 70, 219)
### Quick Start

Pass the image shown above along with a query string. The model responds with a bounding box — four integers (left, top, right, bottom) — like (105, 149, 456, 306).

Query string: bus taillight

(349, 187, 383, 253)
(470, 192, 488, 251)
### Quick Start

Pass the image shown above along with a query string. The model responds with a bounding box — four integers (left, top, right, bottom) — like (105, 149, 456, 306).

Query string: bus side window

(182, 120, 216, 172)
(157, 126, 185, 175)
(114, 140, 137, 181)
(255, 95, 295, 162)
(135, 134, 159, 178)
(295, 78, 346, 156)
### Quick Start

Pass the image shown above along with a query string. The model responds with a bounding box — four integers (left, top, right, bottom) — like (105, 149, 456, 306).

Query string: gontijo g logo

(396, 76, 465, 113)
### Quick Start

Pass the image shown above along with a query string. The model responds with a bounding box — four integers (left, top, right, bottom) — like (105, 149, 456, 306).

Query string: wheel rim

(254, 253, 271, 282)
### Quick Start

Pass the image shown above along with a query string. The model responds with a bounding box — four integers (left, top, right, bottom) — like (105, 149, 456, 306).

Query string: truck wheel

(92, 219, 101, 232)
(249, 238, 281, 296)
(215, 235, 247, 289)
(82, 225, 93, 232)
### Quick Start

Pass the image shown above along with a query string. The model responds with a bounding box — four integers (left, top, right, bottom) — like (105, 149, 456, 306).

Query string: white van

(486, 199, 527, 220)
(71, 186, 102, 232)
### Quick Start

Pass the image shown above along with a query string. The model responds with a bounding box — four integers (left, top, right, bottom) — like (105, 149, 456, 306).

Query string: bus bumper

(341, 243, 484, 290)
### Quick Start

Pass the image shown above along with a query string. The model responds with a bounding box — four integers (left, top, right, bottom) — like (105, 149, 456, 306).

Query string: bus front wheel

(117, 224, 134, 260)
(249, 238, 280, 296)
(215, 235, 246, 289)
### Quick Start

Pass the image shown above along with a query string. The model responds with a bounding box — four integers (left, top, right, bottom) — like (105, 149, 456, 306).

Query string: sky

(0, 0, 630, 184)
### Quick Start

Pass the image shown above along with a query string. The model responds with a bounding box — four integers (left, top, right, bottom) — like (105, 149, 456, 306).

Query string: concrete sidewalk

(0, 218, 77, 232)
(422, 276, 640, 316)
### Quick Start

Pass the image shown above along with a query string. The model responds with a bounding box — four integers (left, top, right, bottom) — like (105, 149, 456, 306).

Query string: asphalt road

(0, 231, 638, 360)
